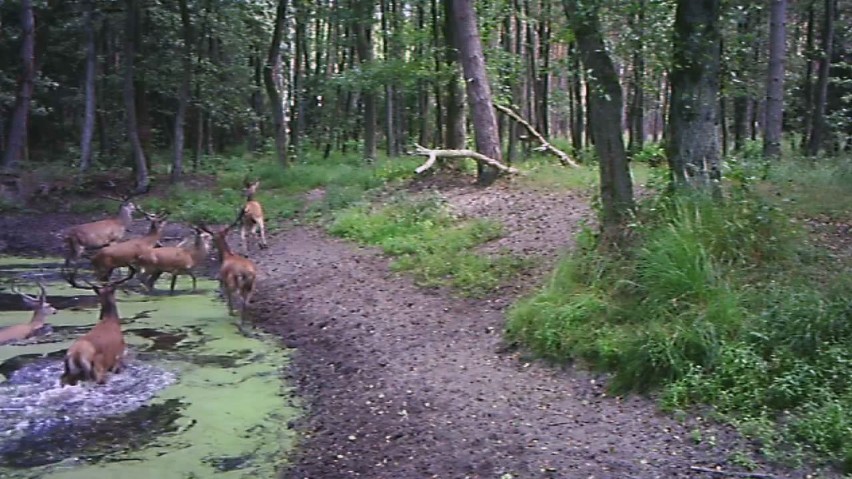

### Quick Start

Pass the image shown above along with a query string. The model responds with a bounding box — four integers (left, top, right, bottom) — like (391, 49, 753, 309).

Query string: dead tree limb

(688, 466, 776, 479)
(411, 144, 520, 175)
(493, 103, 579, 168)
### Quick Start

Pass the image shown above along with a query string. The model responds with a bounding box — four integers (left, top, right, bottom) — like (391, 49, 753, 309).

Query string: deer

(62, 194, 139, 267)
(60, 266, 136, 386)
(197, 210, 258, 319)
(0, 282, 57, 345)
(134, 227, 212, 293)
(240, 180, 268, 251)
(90, 210, 168, 282)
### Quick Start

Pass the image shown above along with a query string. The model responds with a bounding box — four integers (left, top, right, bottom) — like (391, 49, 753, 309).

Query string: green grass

(506, 162, 852, 471)
(327, 195, 531, 297)
(138, 151, 421, 225)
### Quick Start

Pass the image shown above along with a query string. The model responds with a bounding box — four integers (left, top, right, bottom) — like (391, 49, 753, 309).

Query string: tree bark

(265, 0, 289, 166)
(451, 0, 501, 185)
(443, 0, 466, 150)
(800, 1, 816, 150)
(172, 0, 192, 183)
(763, 0, 787, 158)
(2, 0, 36, 172)
(354, 0, 376, 161)
(79, 0, 97, 173)
(123, 0, 150, 192)
(805, 0, 833, 156)
(628, 0, 646, 154)
(666, 0, 722, 189)
(563, 0, 635, 246)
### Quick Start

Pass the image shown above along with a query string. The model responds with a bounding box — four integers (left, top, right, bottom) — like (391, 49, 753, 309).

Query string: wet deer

(91, 210, 167, 281)
(240, 180, 268, 251)
(60, 267, 136, 386)
(62, 194, 139, 267)
(197, 210, 257, 319)
(135, 227, 212, 293)
(0, 282, 57, 345)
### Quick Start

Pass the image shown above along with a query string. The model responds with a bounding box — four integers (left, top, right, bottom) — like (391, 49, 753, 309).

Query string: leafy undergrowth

(507, 158, 852, 472)
(139, 151, 420, 225)
(328, 195, 531, 297)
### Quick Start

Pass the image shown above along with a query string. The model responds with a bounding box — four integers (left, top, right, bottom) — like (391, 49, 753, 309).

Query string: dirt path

(251, 222, 826, 479)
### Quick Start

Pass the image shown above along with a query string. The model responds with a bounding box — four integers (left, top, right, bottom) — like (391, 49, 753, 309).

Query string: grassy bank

(506, 155, 852, 471)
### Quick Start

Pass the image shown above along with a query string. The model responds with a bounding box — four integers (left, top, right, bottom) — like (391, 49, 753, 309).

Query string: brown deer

(241, 180, 268, 251)
(62, 195, 139, 267)
(60, 267, 136, 386)
(135, 227, 212, 293)
(90, 211, 167, 282)
(0, 282, 57, 345)
(197, 210, 258, 319)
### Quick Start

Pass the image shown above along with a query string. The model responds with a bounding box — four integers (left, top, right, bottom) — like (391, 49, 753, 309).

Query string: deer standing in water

(197, 210, 257, 319)
(62, 194, 140, 267)
(90, 210, 167, 281)
(0, 282, 56, 344)
(60, 267, 136, 386)
(135, 227, 212, 293)
(240, 180, 268, 251)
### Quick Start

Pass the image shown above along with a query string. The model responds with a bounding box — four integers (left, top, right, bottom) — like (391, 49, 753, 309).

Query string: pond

(0, 256, 297, 479)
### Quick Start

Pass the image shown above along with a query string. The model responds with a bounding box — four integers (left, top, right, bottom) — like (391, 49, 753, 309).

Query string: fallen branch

(493, 103, 579, 168)
(410, 144, 520, 175)
(688, 466, 776, 479)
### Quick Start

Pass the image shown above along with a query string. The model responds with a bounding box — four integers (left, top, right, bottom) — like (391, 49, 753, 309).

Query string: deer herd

(0, 180, 268, 387)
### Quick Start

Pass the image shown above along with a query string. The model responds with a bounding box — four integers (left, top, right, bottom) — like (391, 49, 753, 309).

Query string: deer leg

(240, 225, 248, 251)
(170, 274, 178, 294)
(147, 270, 163, 290)
(189, 272, 197, 291)
(257, 219, 268, 249)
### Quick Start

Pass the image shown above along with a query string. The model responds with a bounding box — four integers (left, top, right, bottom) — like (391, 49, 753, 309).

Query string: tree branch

(493, 103, 579, 168)
(410, 144, 520, 175)
(688, 466, 776, 479)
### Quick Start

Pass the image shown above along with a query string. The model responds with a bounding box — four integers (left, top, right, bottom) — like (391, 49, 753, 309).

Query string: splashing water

(0, 257, 297, 478)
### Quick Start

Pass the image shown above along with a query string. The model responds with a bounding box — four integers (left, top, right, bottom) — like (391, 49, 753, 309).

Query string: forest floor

(0, 174, 845, 479)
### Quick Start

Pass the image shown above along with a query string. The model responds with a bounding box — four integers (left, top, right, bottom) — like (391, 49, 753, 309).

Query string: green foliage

(507, 180, 852, 470)
(139, 151, 418, 225)
(328, 196, 530, 297)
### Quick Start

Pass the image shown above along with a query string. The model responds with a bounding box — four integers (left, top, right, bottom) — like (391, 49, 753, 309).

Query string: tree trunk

(800, 2, 816, 150)
(666, 0, 722, 189)
(354, 0, 377, 161)
(569, 42, 583, 151)
(805, 0, 834, 156)
(265, 0, 289, 166)
(563, 0, 634, 246)
(172, 0, 192, 183)
(451, 0, 501, 185)
(123, 0, 150, 192)
(79, 0, 97, 173)
(763, 0, 787, 158)
(290, 0, 306, 156)
(443, 0, 466, 150)
(628, 0, 646, 154)
(2, 0, 36, 172)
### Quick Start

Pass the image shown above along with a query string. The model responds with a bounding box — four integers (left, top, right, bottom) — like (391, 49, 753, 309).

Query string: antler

(109, 266, 137, 287)
(63, 267, 96, 291)
(11, 285, 39, 302)
(36, 281, 47, 302)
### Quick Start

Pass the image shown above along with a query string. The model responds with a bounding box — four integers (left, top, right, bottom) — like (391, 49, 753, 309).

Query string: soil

(0, 176, 844, 479)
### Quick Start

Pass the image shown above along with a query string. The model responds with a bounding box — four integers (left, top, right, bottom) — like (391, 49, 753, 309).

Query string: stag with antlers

(197, 210, 258, 320)
(91, 209, 168, 281)
(60, 267, 136, 386)
(0, 281, 57, 345)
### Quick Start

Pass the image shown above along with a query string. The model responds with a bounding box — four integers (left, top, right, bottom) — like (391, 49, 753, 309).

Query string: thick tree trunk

(763, 0, 787, 158)
(563, 0, 634, 246)
(569, 42, 583, 151)
(123, 0, 150, 192)
(451, 0, 501, 185)
(2, 0, 35, 172)
(805, 0, 833, 156)
(79, 0, 97, 173)
(290, 0, 306, 156)
(628, 0, 646, 154)
(443, 0, 465, 150)
(172, 0, 192, 183)
(666, 0, 722, 189)
(265, 0, 289, 166)
(354, 0, 376, 161)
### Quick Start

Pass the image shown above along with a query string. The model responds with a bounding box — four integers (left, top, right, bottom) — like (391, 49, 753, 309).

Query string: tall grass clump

(507, 161, 852, 470)
(328, 195, 530, 296)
